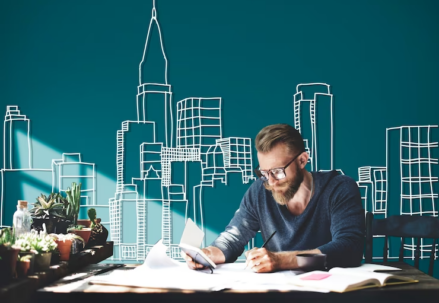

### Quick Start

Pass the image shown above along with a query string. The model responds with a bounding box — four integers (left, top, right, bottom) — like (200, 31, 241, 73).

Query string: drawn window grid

(373, 169, 387, 212)
(400, 127, 438, 217)
(121, 245, 137, 260)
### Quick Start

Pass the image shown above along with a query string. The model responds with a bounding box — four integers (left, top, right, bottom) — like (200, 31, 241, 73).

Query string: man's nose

(267, 172, 278, 186)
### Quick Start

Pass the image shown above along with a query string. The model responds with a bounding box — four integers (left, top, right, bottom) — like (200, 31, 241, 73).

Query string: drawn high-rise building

(357, 166, 387, 218)
(3, 106, 31, 169)
(294, 83, 333, 171)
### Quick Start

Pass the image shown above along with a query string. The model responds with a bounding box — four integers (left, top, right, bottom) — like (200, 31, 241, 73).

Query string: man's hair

(255, 124, 305, 154)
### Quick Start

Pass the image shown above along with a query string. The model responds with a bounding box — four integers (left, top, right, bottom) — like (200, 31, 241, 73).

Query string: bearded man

(185, 124, 365, 273)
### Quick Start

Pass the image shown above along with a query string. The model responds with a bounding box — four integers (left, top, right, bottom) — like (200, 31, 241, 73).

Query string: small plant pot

(0, 247, 20, 285)
(77, 219, 91, 228)
(34, 252, 52, 271)
(71, 228, 91, 244)
(18, 251, 36, 275)
(16, 260, 31, 278)
(56, 239, 72, 261)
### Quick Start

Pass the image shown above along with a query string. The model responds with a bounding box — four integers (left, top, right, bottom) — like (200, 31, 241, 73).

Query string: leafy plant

(30, 193, 66, 219)
(88, 208, 97, 228)
(18, 254, 33, 262)
(65, 182, 82, 226)
(0, 227, 16, 247)
(18, 230, 57, 254)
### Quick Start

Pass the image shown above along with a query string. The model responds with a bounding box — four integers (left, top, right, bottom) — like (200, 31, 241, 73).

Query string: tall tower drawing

(293, 83, 333, 171)
(137, 2, 173, 148)
(3, 106, 31, 169)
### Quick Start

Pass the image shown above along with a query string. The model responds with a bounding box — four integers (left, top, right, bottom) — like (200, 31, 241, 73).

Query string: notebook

(290, 267, 418, 293)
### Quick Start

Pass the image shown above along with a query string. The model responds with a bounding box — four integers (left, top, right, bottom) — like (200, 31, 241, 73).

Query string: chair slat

(414, 238, 421, 269)
(383, 236, 388, 262)
(399, 237, 405, 262)
(428, 239, 436, 276)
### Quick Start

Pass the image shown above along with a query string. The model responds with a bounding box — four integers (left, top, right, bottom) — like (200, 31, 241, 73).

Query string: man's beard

(264, 163, 304, 205)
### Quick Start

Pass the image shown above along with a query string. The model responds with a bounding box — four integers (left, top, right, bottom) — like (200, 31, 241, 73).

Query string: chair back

(365, 212, 439, 276)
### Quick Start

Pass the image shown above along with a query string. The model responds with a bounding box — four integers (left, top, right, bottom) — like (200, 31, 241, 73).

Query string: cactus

(88, 208, 97, 228)
(65, 182, 82, 226)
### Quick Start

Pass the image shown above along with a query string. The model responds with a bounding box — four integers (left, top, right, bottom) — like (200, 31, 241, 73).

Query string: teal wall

(1, 0, 439, 276)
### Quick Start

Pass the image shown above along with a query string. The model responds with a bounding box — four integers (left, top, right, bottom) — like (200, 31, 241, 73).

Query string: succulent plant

(30, 193, 66, 219)
(0, 227, 15, 248)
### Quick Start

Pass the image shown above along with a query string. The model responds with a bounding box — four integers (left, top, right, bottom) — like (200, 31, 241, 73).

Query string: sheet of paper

(350, 263, 401, 272)
(180, 218, 204, 247)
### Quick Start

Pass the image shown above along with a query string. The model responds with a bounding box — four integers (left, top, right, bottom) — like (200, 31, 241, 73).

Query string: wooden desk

(36, 262, 439, 303)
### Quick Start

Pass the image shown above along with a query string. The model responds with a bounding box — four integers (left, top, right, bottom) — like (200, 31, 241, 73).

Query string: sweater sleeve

(317, 176, 365, 268)
(210, 183, 261, 263)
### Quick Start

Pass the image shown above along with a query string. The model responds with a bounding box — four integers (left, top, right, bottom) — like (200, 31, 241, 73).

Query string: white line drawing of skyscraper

(293, 83, 333, 172)
(357, 166, 387, 216)
(386, 125, 438, 259)
(3, 106, 31, 169)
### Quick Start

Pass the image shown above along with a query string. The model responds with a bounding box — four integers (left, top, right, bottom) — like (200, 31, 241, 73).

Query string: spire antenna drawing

(139, 0, 168, 85)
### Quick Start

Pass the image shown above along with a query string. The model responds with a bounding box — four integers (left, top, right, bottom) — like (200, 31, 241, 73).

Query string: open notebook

(290, 267, 418, 293)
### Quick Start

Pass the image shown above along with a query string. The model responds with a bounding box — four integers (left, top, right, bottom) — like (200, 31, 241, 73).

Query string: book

(178, 218, 216, 269)
(290, 267, 418, 293)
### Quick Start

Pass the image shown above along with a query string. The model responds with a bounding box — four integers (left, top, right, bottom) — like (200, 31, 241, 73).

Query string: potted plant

(26, 230, 57, 271)
(14, 233, 37, 275)
(52, 233, 84, 261)
(86, 208, 108, 247)
(16, 254, 33, 278)
(0, 228, 20, 284)
(30, 193, 70, 234)
(65, 183, 92, 244)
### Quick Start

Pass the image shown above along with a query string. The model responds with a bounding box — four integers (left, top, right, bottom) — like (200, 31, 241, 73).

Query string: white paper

(90, 241, 319, 292)
(353, 263, 401, 272)
(180, 218, 204, 248)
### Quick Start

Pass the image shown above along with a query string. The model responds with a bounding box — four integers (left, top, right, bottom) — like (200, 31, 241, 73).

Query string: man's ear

(299, 152, 309, 168)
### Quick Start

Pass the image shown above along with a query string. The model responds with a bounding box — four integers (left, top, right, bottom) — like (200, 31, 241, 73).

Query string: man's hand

(245, 248, 323, 273)
(183, 249, 207, 270)
(245, 247, 280, 273)
(184, 246, 226, 270)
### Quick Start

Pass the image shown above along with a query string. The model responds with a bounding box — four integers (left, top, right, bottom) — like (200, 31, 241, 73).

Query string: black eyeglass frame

(254, 149, 306, 181)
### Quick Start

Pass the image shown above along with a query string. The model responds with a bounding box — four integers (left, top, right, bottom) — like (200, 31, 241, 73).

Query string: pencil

(244, 230, 277, 269)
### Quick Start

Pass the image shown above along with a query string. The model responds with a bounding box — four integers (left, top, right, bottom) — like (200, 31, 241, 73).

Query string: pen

(244, 230, 277, 269)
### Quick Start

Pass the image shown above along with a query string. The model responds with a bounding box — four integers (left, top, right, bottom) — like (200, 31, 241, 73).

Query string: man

(185, 124, 365, 273)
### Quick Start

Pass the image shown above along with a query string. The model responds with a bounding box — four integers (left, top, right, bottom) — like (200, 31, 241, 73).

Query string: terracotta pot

(18, 251, 35, 275)
(56, 239, 72, 261)
(0, 247, 20, 285)
(71, 228, 91, 244)
(34, 252, 52, 271)
(77, 219, 91, 228)
(16, 260, 31, 278)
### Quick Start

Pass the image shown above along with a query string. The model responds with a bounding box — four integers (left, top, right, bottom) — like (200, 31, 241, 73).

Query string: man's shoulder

(314, 171, 358, 192)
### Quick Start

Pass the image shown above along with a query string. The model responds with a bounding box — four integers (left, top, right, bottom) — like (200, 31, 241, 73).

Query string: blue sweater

(211, 170, 365, 268)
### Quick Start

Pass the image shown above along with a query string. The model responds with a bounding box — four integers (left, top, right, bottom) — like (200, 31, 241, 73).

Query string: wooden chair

(365, 212, 439, 276)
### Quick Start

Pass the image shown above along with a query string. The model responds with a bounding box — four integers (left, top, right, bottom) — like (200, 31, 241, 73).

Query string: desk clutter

(0, 185, 109, 286)
(0, 241, 114, 303)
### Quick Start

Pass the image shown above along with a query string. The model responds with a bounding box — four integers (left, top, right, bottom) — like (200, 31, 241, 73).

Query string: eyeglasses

(254, 150, 305, 181)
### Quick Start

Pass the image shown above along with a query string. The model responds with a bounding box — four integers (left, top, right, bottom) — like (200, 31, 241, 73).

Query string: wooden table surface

(36, 262, 439, 303)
